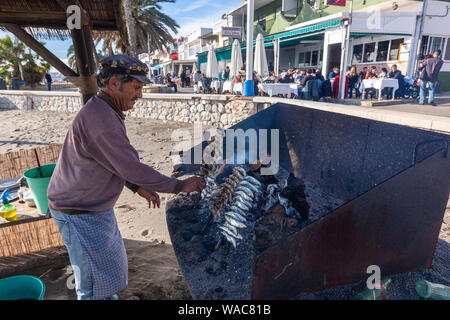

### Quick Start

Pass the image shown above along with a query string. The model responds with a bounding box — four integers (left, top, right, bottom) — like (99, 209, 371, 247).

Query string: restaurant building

(197, 0, 450, 91)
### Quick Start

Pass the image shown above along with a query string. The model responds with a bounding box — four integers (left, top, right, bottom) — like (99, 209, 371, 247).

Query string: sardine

(221, 231, 237, 248)
(225, 215, 246, 228)
(224, 210, 247, 223)
(239, 181, 260, 194)
(235, 190, 253, 202)
(219, 223, 242, 239)
(236, 186, 255, 198)
(234, 199, 250, 212)
(232, 171, 244, 180)
(236, 197, 253, 210)
(228, 175, 241, 183)
(233, 166, 247, 177)
(244, 175, 263, 187)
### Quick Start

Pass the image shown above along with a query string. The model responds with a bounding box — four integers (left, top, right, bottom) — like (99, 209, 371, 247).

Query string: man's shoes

(419, 102, 425, 105)
(430, 101, 437, 106)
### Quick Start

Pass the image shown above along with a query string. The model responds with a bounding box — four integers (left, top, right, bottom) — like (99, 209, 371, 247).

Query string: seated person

(358, 67, 368, 81)
(328, 66, 340, 80)
(379, 67, 388, 79)
(298, 69, 316, 98)
(364, 66, 378, 98)
(387, 64, 405, 98)
(295, 70, 306, 85)
(315, 68, 325, 81)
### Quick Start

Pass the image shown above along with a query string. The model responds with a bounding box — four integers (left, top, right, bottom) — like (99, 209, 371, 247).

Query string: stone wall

(0, 91, 256, 128)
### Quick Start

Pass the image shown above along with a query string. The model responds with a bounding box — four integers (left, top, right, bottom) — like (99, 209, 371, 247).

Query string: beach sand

(0, 108, 448, 300)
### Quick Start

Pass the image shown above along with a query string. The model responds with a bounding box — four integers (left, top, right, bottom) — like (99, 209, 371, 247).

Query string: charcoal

(280, 173, 310, 221)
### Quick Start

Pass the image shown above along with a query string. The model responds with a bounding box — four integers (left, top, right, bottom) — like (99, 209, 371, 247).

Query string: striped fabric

(65, 209, 128, 299)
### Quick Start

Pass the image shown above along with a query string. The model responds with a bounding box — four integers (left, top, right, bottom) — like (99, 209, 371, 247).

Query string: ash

(166, 164, 344, 299)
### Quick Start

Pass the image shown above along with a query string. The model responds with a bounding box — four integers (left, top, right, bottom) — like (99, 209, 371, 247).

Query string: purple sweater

(47, 95, 178, 213)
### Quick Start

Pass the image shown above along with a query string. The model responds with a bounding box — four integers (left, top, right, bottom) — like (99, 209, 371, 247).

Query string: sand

(0, 108, 449, 300)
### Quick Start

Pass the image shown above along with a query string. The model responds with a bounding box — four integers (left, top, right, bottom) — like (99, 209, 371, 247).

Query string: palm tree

(124, 0, 137, 56)
(66, 44, 77, 71)
(0, 36, 26, 79)
(92, 0, 179, 56)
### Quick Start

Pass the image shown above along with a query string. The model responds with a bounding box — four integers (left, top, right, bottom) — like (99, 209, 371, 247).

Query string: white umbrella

(230, 39, 243, 79)
(178, 64, 184, 77)
(253, 33, 269, 78)
(192, 62, 198, 73)
(206, 43, 219, 79)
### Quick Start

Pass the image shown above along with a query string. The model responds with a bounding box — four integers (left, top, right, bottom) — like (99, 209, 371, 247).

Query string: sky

(0, 0, 243, 72)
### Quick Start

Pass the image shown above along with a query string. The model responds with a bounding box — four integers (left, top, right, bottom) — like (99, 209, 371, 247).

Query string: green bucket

(0, 275, 45, 300)
(23, 163, 56, 214)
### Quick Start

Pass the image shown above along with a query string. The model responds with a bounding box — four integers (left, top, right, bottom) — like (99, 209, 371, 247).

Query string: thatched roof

(0, 0, 126, 40)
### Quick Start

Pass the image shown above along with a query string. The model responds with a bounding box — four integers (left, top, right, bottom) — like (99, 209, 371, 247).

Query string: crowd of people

(148, 49, 443, 104)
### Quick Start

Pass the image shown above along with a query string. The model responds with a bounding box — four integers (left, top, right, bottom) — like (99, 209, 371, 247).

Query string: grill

(166, 102, 450, 300)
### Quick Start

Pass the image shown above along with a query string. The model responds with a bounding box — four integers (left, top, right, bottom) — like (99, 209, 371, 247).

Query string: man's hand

(179, 176, 206, 194)
(136, 187, 161, 208)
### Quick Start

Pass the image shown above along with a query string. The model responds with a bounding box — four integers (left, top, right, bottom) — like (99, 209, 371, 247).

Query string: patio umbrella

(254, 33, 269, 78)
(192, 62, 198, 73)
(206, 44, 219, 79)
(178, 64, 184, 77)
(230, 39, 243, 79)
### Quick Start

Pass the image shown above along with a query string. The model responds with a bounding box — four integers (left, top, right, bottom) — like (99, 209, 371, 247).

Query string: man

(298, 69, 316, 98)
(166, 72, 178, 93)
(358, 67, 368, 81)
(295, 69, 306, 85)
(268, 61, 274, 73)
(47, 55, 205, 300)
(45, 71, 52, 91)
(185, 68, 191, 87)
(328, 67, 339, 80)
(222, 66, 230, 81)
(387, 64, 405, 99)
(418, 49, 443, 106)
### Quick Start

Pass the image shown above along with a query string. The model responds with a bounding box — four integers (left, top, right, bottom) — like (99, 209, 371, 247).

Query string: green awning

(350, 32, 412, 37)
(197, 19, 340, 63)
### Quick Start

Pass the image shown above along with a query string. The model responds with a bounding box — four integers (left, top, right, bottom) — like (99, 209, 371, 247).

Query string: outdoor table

(258, 83, 299, 98)
(359, 78, 399, 101)
(222, 81, 233, 93)
(233, 82, 243, 95)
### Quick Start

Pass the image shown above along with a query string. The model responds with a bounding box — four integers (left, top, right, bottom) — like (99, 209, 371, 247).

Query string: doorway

(327, 43, 341, 77)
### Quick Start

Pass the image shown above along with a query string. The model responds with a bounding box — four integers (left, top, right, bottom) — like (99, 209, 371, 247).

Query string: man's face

(334, 68, 339, 73)
(109, 77, 144, 111)
(391, 65, 397, 72)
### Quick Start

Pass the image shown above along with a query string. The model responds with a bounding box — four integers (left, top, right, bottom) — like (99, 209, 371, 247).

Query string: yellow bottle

(0, 203, 18, 221)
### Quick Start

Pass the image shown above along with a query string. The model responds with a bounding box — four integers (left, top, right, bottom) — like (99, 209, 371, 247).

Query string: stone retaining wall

(0, 91, 256, 128)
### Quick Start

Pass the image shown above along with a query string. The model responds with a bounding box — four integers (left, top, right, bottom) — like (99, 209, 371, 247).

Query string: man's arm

(84, 127, 186, 194)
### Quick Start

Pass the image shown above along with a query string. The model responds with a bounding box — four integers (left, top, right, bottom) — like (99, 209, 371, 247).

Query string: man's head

(97, 55, 150, 111)
(333, 67, 339, 73)
(306, 69, 312, 75)
(371, 66, 377, 73)
(363, 67, 368, 72)
(391, 64, 397, 72)
(434, 49, 441, 58)
(300, 70, 306, 76)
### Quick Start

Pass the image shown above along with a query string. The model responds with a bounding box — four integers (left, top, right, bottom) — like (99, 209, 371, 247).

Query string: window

(352, 44, 363, 63)
(419, 36, 444, 58)
(389, 38, 403, 61)
(376, 41, 389, 61)
(445, 38, 450, 60)
(430, 37, 444, 54)
(298, 52, 305, 66)
(311, 50, 318, 66)
(363, 42, 376, 62)
(305, 52, 311, 65)
(258, 15, 266, 31)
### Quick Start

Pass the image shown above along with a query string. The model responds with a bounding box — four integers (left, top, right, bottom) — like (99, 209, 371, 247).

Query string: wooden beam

(3, 24, 77, 77)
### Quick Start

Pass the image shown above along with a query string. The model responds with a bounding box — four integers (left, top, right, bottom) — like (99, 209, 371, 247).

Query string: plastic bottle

(353, 278, 392, 300)
(416, 279, 450, 300)
(0, 188, 17, 221)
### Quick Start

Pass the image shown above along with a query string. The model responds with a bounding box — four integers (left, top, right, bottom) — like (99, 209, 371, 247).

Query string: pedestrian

(222, 66, 230, 81)
(180, 69, 186, 88)
(193, 70, 200, 93)
(347, 66, 359, 99)
(47, 55, 205, 300)
(185, 68, 191, 87)
(418, 49, 443, 106)
(45, 71, 52, 91)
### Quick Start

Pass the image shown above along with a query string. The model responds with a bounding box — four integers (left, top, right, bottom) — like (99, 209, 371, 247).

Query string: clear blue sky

(0, 0, 243, 70)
